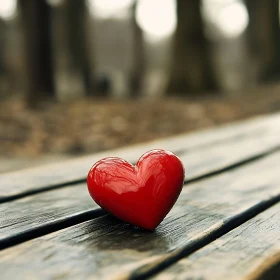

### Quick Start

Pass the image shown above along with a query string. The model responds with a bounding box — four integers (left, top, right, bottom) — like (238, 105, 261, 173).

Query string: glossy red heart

(87, 149, 185, 230)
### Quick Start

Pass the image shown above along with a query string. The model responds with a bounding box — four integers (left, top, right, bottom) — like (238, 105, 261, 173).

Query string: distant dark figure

(96, 73, 111, 97)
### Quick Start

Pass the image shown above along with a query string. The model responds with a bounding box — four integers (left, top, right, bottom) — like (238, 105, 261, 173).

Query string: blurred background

(1, 0, 280, 172)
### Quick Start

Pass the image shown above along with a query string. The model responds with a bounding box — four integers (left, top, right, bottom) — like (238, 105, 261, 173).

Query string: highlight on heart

(87, 149, 185, 230)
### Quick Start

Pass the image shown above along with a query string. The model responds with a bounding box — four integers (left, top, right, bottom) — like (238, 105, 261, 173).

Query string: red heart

(87, 149, 185, 230)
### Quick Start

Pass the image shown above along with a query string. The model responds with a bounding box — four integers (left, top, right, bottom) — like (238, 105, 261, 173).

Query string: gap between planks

(0, 209, 105, 250)
(153, 204, 280, 280)
(126, 195, 280, 280)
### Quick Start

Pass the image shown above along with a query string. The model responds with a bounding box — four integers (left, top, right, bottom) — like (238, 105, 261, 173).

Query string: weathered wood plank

(0, 133, 279, 249)
(1, 113, 280, 202)
(180, 133, 279, 183)
(1, 151, 280, 279)
(153, 203, 280, 280)
(0, 183, 102, 248)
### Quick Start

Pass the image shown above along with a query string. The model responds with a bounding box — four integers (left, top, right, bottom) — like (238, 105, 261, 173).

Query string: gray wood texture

(1, 128, 280, 249)
(0, 183, 100, 247)
(153, 203, 280, 280)
(0, 113, 280, 202)
(1, 150, 280, 279)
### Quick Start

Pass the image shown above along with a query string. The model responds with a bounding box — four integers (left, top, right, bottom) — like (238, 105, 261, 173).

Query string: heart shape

(87, 149, 185, 230)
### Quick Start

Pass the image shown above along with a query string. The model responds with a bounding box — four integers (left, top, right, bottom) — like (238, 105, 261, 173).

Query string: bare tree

(245, 0, 280, 82)
(64, 0, 94, 95)
(129, 0, 146, 97)
(18, 0, 55, 107)
(167, 0, 217, 95)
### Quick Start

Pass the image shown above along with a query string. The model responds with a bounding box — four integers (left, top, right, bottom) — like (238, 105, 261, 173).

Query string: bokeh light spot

(136, 0, 177, 39)
(217, 1, 249, 38)
(0, 0, 17, 21)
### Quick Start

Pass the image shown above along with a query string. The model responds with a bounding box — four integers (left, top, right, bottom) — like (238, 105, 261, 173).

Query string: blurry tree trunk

(18, 0, 55, 107)
(129, 0, 146, 97)
(64, 0, 94, 96)
(0, 20, 7, 97)
(167, 0, 217, 95)
(245, 0, 280, 82)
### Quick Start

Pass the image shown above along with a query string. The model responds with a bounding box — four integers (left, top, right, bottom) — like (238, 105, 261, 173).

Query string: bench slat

(153, 203, 280, 280)
(1, 151, 280, 279)
(0, 183, 99, 243)
(0, 132, 279, 246)
(0, 114, 279, 202)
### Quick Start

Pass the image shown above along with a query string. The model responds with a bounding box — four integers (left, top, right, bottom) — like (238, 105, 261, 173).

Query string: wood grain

(0, 183, 103, 249)
(1, 132, 280, 249)
(153, 203, 280, 280)
(1, 113, 280, 202)
(1, 151, 280, 279)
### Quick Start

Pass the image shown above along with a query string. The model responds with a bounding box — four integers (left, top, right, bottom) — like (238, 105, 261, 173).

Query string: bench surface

(0, 113, 280, 279)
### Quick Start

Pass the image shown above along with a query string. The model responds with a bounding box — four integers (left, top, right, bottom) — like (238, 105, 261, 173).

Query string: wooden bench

(0, 113, 280, 280)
